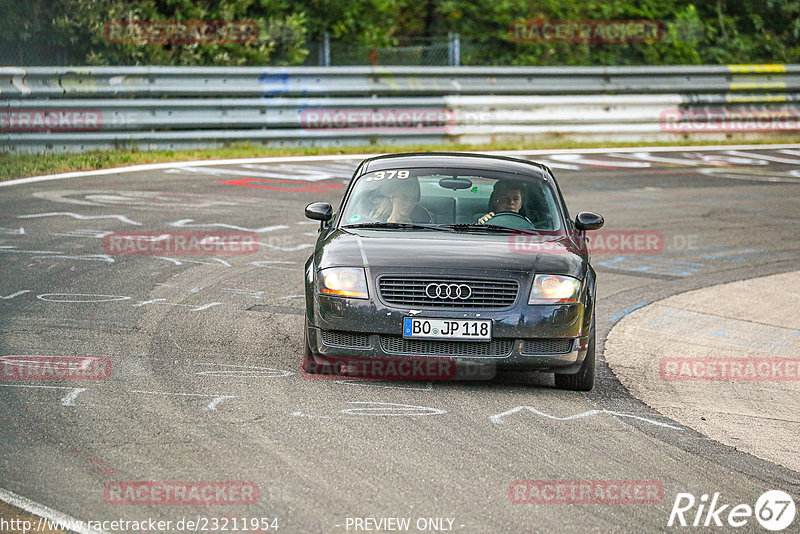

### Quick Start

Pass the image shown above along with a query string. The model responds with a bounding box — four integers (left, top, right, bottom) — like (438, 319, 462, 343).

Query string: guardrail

(2, 65, 798, 153)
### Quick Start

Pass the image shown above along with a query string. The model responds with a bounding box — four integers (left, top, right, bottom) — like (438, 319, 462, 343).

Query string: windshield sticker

(348, 214, 362, 222)
(364, 170, 410, 182)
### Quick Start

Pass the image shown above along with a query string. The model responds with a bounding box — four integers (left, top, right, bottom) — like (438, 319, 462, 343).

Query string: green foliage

(1, 0, 798, 65)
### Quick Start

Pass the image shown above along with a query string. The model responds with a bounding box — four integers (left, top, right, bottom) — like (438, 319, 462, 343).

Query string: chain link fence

(0, 36, 461, 67)
(0, 41, 73, 66)
(304, 36, 458, 66)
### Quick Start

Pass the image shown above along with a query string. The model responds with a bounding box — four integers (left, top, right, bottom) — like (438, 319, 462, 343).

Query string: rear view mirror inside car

(439, 177, 473, 190)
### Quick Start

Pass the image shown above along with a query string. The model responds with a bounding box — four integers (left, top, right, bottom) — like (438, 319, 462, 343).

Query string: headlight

(528, 274, 581, 304)
(318, 267, 369, 299)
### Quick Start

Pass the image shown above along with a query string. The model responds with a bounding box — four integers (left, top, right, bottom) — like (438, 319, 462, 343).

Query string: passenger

(370, 177, 432, 223)
(478, 181, 525, 224)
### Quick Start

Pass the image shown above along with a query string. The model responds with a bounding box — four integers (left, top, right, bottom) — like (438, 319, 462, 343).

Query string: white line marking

(489, 405, 683, 429)
(604, 410, 685, 430)
(726, 149, 800, 164)
(291, 411, 333, 419)
(606, 152, 703, 166)
(334, 380, 434, 391)
(130, 390, 236, 411)
(0, 384, 89, 408)
(180, 165, 337, 181)
(521, 159, 580, 170)
(490, 405, 602, 423)
(155, 256, 232, 267)
(31, 254, 115, 263)
(253, 240, 314, 251)
(250, 261, 301, 270)
(0, 290, 31, 300)
(60, 388, 88, 407)
(0, 246, 61, 254)
(168, 219, 287, 233)
(222, 288, 265, 298)
(204, 396, 236, 411)
(194, 362, 294, 378)
(3, 145, 798, 188)
(36, 293, 132, 303)
(0, 487, 109, 534)
(17, 212, 142, 225)
(50, 229, 113, 239)
(547, 154, 651, 168)
(697, 168, 800, 183)
(339, 401, 446, 417)
(130, 298, 166, 307)
(131, 299, 221, 312)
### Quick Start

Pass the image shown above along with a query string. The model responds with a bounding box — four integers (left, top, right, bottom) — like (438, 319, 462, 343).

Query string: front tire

(554, 325, 595, 391)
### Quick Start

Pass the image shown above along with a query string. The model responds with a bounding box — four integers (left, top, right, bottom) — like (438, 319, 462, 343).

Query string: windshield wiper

(441, 224, 537, 234)
(343, 222, 455, 232)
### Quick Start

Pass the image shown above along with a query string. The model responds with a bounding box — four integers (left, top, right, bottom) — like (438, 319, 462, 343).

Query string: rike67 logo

(668, 490, 796, 531)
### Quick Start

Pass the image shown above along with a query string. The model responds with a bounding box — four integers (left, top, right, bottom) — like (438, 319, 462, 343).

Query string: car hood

(315, 228, 586, 278)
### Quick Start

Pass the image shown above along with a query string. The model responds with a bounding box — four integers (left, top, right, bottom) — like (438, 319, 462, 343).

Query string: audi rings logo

(425, 283, 472, 300)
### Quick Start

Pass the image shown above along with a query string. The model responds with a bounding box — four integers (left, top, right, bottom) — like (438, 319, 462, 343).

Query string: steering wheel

(484, 211, 536, 230)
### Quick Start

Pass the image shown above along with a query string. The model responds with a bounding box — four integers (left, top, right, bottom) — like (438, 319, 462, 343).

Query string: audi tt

(303, 152, 604, 390)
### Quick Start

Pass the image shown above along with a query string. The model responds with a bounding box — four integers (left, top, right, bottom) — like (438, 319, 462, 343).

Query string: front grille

(520, 338, 574, 355)
(380, 336, 513, 357)
(378, 276, 518, 309)
(320, 330, 371, 349)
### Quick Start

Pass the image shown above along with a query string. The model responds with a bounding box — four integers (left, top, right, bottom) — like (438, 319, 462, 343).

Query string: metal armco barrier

(1, 65, 798, 153)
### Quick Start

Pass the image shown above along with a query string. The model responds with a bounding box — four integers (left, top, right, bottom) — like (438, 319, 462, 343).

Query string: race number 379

(365, 170, 410, 181)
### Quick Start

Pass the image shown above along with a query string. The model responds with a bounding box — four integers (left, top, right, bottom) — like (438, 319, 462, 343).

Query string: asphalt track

(1, 145, 800, 533)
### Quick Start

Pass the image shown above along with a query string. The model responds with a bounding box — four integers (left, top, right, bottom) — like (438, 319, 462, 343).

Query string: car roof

(359, 152, 551, 180)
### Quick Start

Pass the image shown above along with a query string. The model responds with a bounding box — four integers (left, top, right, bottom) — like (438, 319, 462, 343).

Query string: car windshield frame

(335, 166, 569, 235)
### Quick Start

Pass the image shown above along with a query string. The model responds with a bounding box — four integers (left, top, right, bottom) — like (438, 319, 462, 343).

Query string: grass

(2, 136, 799, 182)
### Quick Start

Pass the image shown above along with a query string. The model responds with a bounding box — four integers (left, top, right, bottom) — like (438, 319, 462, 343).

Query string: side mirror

(305, 202, 333, 222)
(575, 211, 604, 231)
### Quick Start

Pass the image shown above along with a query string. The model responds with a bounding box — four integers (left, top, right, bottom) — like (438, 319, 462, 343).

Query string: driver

(477, 181, 525, 224)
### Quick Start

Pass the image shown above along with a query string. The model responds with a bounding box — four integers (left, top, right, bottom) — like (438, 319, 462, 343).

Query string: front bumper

(305, 292, 591, 374)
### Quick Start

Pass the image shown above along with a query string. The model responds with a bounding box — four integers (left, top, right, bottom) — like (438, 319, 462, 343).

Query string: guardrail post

(448, 33, 460, 67)
(319, 32, 331, 67)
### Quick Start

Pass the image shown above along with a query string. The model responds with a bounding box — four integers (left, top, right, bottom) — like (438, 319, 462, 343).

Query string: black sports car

(303, 152, 604, 390)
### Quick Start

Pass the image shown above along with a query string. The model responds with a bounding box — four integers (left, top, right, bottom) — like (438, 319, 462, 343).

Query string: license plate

(403, 317, 492, 341)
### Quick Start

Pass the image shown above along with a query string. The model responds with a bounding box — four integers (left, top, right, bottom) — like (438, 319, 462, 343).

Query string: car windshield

(339, 167, 564, 233)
